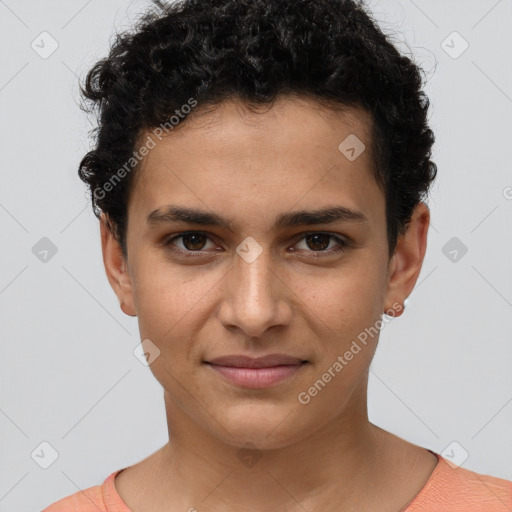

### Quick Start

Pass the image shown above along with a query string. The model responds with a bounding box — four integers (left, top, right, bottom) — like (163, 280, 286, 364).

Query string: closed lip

(205, 354, 308, 368)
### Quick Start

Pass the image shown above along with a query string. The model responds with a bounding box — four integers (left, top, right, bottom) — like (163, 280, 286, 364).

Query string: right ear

(100, 213, 137, 317)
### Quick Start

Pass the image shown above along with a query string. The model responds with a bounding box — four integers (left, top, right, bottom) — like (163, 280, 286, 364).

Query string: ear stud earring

(383, 301, 405, 316)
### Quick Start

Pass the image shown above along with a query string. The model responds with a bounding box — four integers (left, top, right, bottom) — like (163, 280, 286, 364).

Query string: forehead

(128, 96, 383, 230)
(166, 95, 373, 141)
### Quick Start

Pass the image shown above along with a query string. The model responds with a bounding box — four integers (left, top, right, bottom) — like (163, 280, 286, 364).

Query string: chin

(210, 406, 313, 451)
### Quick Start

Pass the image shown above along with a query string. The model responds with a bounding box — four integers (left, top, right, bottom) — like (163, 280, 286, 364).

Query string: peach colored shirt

(42, 451, 512, 512)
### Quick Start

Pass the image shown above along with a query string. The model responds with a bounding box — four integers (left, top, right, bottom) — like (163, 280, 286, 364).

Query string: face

(101, 96, 429, 450)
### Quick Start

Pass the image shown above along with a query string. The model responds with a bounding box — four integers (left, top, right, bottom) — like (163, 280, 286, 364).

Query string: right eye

(164, 231, 219, 256)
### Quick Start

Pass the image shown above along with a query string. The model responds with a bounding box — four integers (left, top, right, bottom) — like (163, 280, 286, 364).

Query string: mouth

(203, 354, 309, 389)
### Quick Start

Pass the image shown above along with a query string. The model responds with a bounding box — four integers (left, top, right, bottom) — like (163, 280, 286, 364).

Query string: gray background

(0, 0, 511, 510)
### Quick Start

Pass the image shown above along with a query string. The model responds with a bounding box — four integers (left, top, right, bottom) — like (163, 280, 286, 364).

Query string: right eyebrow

(146, 206, 232, 229)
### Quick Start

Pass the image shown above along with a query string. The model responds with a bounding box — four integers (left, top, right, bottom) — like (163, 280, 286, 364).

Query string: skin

(101, 95, 436, 512)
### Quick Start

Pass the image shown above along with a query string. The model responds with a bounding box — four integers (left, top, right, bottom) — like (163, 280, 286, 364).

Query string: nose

(218, 245, 293, 338)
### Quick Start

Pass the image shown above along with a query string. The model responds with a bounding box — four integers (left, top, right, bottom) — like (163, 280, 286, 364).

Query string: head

(80, 0, 436, 449)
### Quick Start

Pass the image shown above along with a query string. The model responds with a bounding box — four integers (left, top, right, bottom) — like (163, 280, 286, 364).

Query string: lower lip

(206, 363, 306, 389)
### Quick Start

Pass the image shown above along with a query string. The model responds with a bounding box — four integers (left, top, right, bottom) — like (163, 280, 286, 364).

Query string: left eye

(164, 231, 347, 255)
(294, 233, 346, 252)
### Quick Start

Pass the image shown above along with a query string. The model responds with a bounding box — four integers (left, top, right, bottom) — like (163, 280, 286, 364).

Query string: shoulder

(408, 454, 512, 512)
(41, 484, 104, 512)
(41, 471, 124, 512)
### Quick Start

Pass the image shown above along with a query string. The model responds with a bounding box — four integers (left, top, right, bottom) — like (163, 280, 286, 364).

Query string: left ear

(383, 201, 430, 318)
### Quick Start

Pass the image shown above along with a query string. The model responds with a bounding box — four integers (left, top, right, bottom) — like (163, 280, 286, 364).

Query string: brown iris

(181, 233, 208, 251)
(304, 233, 331, 251)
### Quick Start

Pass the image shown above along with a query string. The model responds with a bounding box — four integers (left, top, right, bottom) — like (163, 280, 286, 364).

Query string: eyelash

(163, 231, 349, 258)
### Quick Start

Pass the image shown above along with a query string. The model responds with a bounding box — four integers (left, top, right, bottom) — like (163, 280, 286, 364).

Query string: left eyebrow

(146, 205, 368, 230)
(274, 206, 368, 229)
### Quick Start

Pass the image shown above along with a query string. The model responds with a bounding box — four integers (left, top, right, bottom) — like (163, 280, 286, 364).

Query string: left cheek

(304, 277, 375, 317)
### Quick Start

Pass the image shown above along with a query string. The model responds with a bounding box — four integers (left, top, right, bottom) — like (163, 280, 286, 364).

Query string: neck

(151, 374, 391, 511)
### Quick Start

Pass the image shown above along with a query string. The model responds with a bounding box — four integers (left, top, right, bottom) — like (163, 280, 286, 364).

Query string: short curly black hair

(79, 0, 437, 258)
